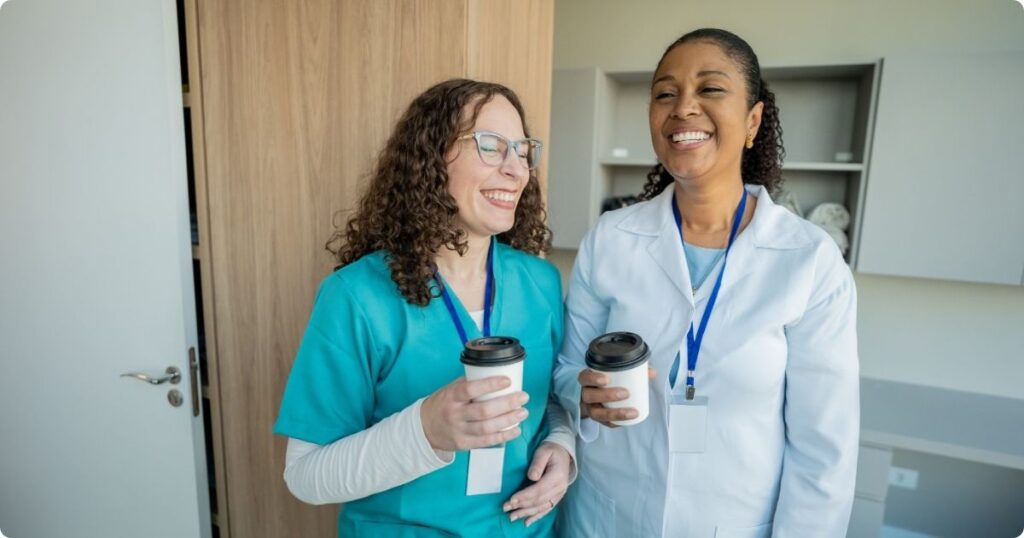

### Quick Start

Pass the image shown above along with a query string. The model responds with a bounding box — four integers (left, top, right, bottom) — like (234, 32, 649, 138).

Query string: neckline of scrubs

(434, 238, 506, 341)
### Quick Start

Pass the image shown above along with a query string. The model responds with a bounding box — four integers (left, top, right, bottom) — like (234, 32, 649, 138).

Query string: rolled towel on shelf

(807, 202, 851, 256)
(820, 224, 850, 256)
(807, 202, 850, 231)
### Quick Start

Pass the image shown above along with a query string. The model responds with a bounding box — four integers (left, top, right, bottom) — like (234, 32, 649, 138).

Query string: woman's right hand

(578, 367, 657, 428)
(421, 376, 529, 452)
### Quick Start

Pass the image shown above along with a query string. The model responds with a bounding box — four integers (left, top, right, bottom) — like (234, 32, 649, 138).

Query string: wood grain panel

(466, 0, 555, 197)
(196, 1, 467, 536)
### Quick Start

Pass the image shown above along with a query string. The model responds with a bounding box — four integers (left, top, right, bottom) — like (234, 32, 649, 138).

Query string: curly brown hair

(326, 78, 552, 306)
(640, 28, 786, 200)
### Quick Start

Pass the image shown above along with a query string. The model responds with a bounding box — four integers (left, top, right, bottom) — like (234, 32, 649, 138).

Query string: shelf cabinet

(177, 0, 227, 535)
(857, 52, 1024, 286)
(548, 62, 882, 269)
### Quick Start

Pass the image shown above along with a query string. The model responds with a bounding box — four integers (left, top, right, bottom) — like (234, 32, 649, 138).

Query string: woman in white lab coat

(553, 28, 859, 537)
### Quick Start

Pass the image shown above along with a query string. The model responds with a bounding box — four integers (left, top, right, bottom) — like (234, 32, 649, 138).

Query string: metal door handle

(120, 366, 181, 385)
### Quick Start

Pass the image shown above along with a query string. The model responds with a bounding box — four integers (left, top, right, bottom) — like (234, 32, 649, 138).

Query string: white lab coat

(553, 184, 860, 538)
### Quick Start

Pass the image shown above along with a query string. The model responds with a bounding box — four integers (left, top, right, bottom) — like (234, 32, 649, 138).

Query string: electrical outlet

(888, 466, 919, 490)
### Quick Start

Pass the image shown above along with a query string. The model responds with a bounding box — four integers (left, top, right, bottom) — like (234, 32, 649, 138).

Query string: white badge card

(466, 446, 505, 495)
(668, 394, 709, 454)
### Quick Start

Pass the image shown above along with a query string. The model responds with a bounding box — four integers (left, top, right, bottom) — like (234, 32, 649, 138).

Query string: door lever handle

(120, 366, 181, 385)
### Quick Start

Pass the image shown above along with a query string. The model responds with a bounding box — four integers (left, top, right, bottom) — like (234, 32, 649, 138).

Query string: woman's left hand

(503, 442, 573, 527)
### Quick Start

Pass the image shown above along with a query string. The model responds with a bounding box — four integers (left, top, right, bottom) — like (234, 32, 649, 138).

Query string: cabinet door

(858, 52, 1024, 286)
(847, 496, 886, 538)
(855, 444, 893, 502)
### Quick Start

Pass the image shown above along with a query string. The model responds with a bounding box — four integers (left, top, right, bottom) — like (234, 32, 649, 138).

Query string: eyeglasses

(456, 131, 544, 170)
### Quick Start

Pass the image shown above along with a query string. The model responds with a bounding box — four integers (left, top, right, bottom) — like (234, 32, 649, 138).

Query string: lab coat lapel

(620, 184, 802, 308)
(618, 188, 695, 306)
(714, 184, 810, 296)
(648, 220, 694, 306)
(716, 189, 759, 297)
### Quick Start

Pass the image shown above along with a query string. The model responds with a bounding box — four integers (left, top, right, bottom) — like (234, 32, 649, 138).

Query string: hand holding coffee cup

(579, 332, 657, 427)
(421, 336, 529, 451)
(421, 376, 529, 452)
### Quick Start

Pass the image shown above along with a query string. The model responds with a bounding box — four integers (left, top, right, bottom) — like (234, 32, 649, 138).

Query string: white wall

(855, 273, 1024, 399)
(551, 0, 1024, 400)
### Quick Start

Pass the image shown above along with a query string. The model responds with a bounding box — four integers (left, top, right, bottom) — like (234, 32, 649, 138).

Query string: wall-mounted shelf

(599, 158, 656, 167)
(548, 61, 882, 269)
(784, 162, 864, 172)
(856, 52, 1024, 286)
(598, 159, 865, 173)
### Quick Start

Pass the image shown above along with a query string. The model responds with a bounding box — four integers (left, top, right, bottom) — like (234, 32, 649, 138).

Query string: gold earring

(745, 133, 755, 149)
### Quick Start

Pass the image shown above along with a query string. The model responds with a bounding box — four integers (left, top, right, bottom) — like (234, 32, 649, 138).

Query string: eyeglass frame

(455, 130, 544, 171)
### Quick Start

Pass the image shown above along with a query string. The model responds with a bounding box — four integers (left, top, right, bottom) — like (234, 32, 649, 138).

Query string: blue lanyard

(668, 189, 748, 399)
(435, 239, 495, 344)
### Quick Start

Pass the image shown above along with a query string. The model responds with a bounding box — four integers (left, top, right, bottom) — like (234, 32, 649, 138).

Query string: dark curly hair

(326, 78, 552, 306)
(640, 28, 785, 200)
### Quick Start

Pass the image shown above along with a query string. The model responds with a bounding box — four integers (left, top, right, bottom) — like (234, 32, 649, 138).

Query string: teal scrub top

(274, 243, 564, 537)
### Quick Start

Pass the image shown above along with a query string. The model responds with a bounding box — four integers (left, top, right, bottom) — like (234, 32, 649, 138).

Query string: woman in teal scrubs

(274, 79, 574, 537)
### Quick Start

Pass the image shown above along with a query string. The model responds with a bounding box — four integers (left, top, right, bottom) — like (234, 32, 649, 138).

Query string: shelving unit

(548, 62, 882, 268)
(177, 0, 228, 536)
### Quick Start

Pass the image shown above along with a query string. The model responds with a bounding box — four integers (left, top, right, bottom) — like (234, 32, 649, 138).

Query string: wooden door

(192, 1, 554, 535)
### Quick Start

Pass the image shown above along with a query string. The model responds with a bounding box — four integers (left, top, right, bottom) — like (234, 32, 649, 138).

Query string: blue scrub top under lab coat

(274, 244, 564, 537)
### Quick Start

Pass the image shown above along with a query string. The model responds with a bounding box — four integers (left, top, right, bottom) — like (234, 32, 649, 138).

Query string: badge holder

(668, 391, 708, 454)
(466, 445, 505, 495)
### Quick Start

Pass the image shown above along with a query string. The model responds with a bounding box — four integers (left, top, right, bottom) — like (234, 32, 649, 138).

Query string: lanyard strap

(436, 239, 495, 344)
(668, 189, 748, 399)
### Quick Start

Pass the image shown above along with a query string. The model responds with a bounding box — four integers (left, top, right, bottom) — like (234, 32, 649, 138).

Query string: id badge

(466, 446, 505, 495)
(668, 394, 708, 454)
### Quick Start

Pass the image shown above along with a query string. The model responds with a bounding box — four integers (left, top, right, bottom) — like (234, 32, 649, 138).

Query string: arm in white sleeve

(283, 397, 454, 505)
(772, 248, 860, 537)
(541, 397, 578, 483)
(552, 228, 606, 443)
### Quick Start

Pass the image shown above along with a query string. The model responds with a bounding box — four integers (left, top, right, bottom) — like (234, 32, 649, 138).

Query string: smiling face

(445, 95, 530, 241)
(649, 40, 763, 185)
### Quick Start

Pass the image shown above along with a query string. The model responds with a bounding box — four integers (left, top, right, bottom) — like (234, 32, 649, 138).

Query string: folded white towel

(807, 202, 850, 231)
(820, 224, 850, 256)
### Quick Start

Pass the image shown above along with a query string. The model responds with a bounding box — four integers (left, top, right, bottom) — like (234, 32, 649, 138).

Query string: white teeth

(482, 190, 516, 203)
(672, 131, 711, 143)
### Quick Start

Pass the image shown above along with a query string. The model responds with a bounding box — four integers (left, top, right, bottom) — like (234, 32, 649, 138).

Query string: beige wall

(554, 0, 1024, 72)
(551, 0, 1024, 400)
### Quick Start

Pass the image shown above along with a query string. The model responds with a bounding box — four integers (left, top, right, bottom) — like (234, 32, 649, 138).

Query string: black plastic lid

(460, 336, 526, 366)
(585, 332, 650, 372)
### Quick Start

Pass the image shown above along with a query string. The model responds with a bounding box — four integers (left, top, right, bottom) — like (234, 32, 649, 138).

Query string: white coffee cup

(461, 337, 527, 431)
(461, 336, 525, 397)
(585, 332, 650, 426)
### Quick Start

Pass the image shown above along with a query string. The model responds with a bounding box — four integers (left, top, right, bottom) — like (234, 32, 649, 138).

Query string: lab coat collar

(617, 183, 812, 304)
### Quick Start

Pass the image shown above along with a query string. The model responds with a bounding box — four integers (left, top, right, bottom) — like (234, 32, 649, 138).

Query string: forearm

(283, 398, 453, 505)
(540, 398, 578, 483)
